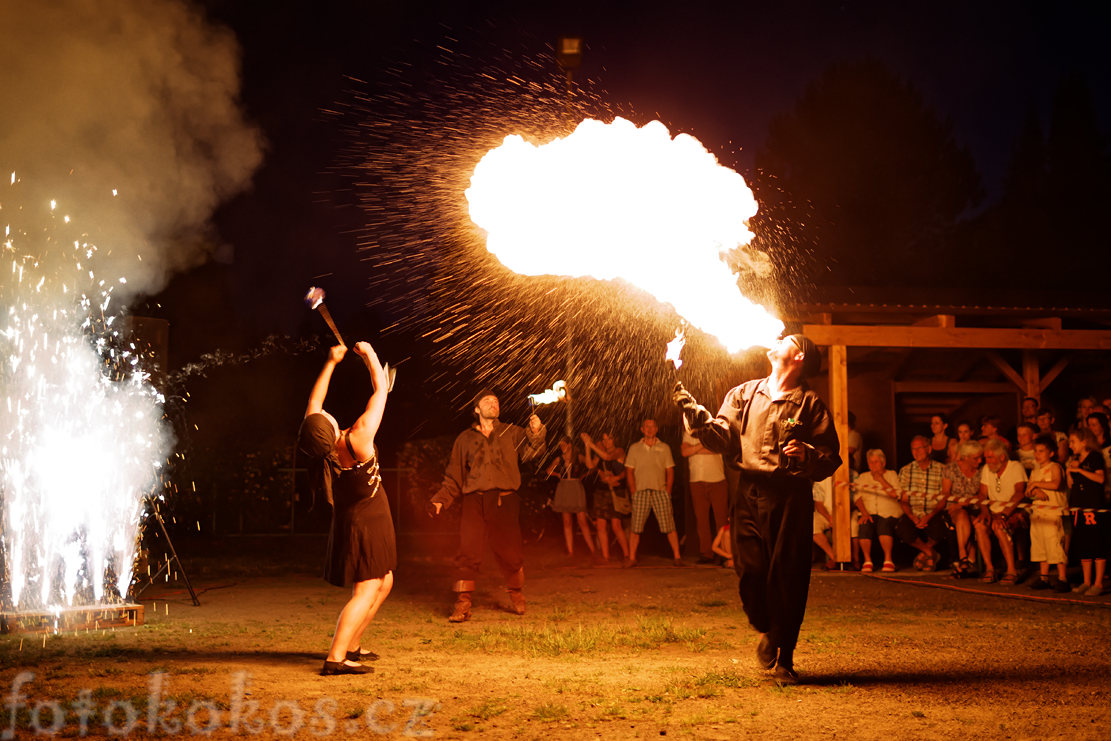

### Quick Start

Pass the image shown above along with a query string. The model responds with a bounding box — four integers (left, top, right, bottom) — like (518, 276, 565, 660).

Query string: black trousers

(455, 490, 524, 588)
(731, 476, 813, 656)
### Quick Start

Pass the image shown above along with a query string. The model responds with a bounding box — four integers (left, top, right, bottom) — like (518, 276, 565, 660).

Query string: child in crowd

(1066, 428, 1107, 596)
(711, 524, 733, 568)
(1015, 424, 1037, 473)
(1027, 435, 1070, 592)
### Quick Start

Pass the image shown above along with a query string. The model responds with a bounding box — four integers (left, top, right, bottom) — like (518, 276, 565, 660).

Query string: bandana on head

(296, 413, 338, 508)
(786, 334, 822, 379)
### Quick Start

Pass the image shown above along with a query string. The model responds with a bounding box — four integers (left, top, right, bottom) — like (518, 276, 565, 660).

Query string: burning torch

(304, 286, 396, 391)
(304, 286, 344, 346)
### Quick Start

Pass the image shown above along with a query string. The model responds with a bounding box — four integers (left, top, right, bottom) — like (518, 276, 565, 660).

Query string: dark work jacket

(431, 420, 546, 509)
(690, 377, 841, 484)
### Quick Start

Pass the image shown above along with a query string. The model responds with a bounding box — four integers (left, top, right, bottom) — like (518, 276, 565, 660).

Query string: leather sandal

(999, 572, 1018, 586)
(980, 570, 996, 583)
(345, 648, 380, 662)
(321, 660, 373, 676)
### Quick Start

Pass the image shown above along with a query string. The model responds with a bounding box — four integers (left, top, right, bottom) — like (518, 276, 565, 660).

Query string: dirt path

(3, 535, 1110, 739)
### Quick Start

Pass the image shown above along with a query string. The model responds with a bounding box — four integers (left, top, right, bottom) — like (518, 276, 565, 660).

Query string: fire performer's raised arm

(305, 344, 347, 417)
(345, 342, 390, 458)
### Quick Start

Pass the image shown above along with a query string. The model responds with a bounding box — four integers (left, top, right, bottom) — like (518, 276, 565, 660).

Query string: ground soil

(2, 533, 1110, 740)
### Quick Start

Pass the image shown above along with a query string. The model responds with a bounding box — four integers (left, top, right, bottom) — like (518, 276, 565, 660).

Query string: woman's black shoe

(321, 660, 373, 676)
(345, 648, 380, 662)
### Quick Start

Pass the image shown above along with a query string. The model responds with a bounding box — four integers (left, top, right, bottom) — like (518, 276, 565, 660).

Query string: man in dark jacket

(429, 390, 546, 622)
(674, 334, 841, 681)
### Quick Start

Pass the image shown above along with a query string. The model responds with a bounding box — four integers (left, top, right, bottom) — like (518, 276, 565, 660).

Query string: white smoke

(0, 0, 262, 610)
(0, 0, 264, 296)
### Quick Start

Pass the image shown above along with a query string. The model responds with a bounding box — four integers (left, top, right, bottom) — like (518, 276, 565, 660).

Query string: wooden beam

(828, 344, 852, 562)
(892, 382, 1016, 395)
(986, 351, 1027, 392)
(1039, 355, 1071, 393)
(802, 324, 1111, 350)
(913, 314, 956, 328)
(1020, 317, 1063, 331)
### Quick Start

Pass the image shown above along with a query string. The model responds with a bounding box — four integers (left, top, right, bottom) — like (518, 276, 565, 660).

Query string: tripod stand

(132, 495, 200, 606)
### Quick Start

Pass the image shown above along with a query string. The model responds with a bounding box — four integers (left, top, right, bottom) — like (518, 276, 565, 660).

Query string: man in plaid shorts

(624, 418, 684, 567)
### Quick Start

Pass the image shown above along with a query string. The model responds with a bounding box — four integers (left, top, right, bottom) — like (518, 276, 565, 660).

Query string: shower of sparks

(1, 178, 169, 610)
(467, 118, 783, 354)
(330, 31, 797, 438)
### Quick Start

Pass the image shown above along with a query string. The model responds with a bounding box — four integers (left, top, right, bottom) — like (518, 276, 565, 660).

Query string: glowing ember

(1, 184, 169, 610)
(466, 117, 784, 353)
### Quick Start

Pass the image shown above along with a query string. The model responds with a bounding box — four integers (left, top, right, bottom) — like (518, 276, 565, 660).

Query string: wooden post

(1022, 351, 1040, 403)
(828, 344, 851, 562)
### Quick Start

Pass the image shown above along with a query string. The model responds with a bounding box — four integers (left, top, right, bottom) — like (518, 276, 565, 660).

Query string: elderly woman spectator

(944, 441, 984, 578)
(853, 449, 903, 572)
(974, 438, 1028, 584)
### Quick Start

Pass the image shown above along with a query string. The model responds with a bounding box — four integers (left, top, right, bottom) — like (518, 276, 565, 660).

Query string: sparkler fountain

(0, 180, 170, 625)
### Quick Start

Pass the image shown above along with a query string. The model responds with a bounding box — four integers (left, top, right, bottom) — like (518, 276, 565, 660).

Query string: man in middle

(625, 417, 684, 567)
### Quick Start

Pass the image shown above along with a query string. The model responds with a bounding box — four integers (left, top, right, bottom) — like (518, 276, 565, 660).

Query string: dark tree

(752, 60, 983, 289)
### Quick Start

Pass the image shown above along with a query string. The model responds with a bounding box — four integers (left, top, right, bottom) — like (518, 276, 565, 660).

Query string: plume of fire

(466, 117, 783, 354)
(528, 379, 568, 406)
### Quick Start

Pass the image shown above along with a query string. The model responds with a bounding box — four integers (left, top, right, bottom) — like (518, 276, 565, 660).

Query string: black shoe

(756, 634, 777, 670)
(1053, 580, 1071, 593)
(321, 660, 373, 676)
(1030, 578, 1051, 590)
(345, 648, 380, 662)
(773, 664, 799, 684)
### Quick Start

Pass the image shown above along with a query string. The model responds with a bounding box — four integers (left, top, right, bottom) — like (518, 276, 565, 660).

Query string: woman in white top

(853, 449, 903, 572)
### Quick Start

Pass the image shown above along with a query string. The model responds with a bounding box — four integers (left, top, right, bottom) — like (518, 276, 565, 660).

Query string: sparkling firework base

(1, 180, 168, 610)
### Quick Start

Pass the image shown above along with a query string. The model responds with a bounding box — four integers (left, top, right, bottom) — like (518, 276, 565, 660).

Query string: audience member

(1035, 407, 1070, 464)
(928, 415, 956, 464)
(853, 449, 903, 572)
(581, 432, 631, 565)
(847, 411, 863, 472)
(1021, 396, 1039, 428)
(953, 420, 975, 463)
(943, 441, 984, 578)
(896, 436, 948, 570)
(1066, 428, 1107, 596)
(681, 428, 729, 565)
(1076, 396, 1097, 429)
(812, 477, 837, 569)
(974, 438, 1028, 584)
(1014, 424, 1037, 473)
(1027, 435, 1069, 592)
(979, 415, 1011, 452)
(712, 524, 733, 568)
(547, 436, 598, 560)
(625, 418, 683, 567)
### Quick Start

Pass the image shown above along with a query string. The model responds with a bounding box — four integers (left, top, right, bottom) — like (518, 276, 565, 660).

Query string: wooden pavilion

(789, 300, 1111, 562)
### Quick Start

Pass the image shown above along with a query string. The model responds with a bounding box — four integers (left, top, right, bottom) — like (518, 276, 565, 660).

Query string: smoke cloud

(0, 0, 263, 297)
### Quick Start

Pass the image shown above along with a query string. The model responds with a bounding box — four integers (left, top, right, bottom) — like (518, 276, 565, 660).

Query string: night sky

(16, 0, 1103, 459)
(160, 0, 1111, 344)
